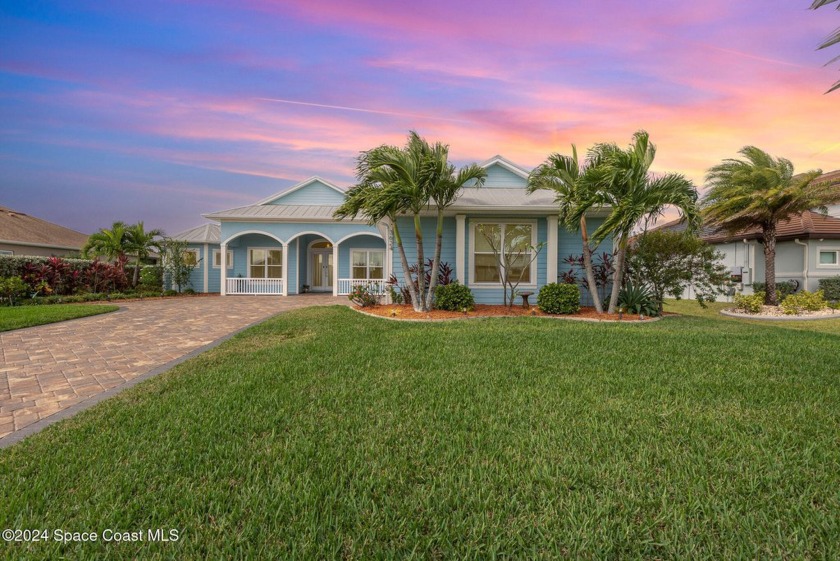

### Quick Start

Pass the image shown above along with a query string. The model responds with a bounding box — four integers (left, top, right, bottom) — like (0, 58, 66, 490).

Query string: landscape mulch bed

(356, 304, 659, 322)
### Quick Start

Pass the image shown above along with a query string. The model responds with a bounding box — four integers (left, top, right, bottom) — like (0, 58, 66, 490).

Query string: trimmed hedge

(818, 276, 840, 301)
(751, 280, 797, 300)
(0, 255, 94, 278)
(537, 283, 580, 314)
(434, 281, 475, 311)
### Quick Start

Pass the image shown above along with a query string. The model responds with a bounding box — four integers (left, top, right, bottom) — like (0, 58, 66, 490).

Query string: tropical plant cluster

(347, 284, 380, 307)
(750, 281, 798, 301)
(433, 281, 475, 311)
(779, 290, 829, 315)
(733, 292, 767, 314)
(617, 281, 660, 317)
(537, 283, 581, 314)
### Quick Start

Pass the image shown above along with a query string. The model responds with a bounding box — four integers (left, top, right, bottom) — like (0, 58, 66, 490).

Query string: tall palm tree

(581, 131, 700, 313)
(422, 142, 486, 310)
(82, 221, 128, 261)
(703, 146, 839, 305)
(336, 131, 484, 312)
(528, 145, 605, 313)
(125, 222, 164, 288)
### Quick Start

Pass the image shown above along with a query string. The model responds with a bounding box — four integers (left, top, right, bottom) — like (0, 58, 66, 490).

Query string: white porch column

(547, 215, 559, 284)
(455, 214, 466, 283)
(203, 243, 209, 293)
(295, 238, 300, 295)
(332, 242, 339, 296)
(220, 242, 227, 296)
(282, 242, 289, 296)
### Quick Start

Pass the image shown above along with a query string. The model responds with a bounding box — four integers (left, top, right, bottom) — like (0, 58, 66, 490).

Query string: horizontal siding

(266, 181, 346, 206)
(482, 163, 528, 188)
(556, 217, 612, 306)
(391, 217, 456, 285)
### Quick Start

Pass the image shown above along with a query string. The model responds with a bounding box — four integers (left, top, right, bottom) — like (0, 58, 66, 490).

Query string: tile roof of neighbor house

(171, 223, 221, 243)
(0, 205, 89, 250)
(644, 169, 840, 243)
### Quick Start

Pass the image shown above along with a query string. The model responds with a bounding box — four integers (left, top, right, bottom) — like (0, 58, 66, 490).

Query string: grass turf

(0, 304, 118, 332)
(1, 303, 838, 559)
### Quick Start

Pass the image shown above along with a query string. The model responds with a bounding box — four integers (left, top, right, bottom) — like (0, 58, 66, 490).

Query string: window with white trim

(213, 249, 233, 268)
(182, 249, 199, 266)
(818, 249, 839, 266)
(248, 248, 283, 279)
(249, 248, 282, 278)
(472, 222, 535, 284)
(351, 250, 384, 280)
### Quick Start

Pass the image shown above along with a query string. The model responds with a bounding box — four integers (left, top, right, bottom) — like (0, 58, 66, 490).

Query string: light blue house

(173, 156, 611, 305)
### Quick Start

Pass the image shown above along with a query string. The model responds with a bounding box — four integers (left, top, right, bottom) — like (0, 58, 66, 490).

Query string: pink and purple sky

(1, 1, 838, 235)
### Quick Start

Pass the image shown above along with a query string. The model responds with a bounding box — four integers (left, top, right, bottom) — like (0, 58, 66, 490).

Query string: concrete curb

(351, 306, 662, 324)
(720, 309, 840, 322)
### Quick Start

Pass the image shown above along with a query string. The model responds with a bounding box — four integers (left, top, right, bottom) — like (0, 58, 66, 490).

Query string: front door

(311, 248, 333, 292)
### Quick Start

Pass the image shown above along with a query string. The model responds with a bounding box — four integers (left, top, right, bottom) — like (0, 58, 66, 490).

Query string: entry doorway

(309, 240, 333, 292)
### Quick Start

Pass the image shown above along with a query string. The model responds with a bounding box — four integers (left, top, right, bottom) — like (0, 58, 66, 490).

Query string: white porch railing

(226, 278, 284, 295)
(337, 278, 387, 296)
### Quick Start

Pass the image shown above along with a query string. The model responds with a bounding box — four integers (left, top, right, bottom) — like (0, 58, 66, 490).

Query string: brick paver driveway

(0, 294, 345, 442)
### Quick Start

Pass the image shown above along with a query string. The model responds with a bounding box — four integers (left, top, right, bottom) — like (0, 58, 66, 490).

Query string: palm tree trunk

(424, 210, 444, 311)
(132, 258, 141, 288)
(762, 224, 778, 306)
(580, 217, 603, 313)
(413, 214, 427, 312)
(607, 237, 626, 314)
(392, 219, 420, 309)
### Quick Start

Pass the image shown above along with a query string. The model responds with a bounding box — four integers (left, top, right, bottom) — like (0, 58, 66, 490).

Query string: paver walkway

(0, 294, 345, 441)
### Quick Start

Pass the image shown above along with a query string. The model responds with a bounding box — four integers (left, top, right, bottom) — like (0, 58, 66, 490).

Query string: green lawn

(1, 304, 839, 559)
(0, 304, 118, 332)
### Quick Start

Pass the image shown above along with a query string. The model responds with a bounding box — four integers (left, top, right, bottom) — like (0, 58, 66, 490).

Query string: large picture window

(351, 250, 384, 280)
(472, 222, 535, 284)
(249, 248, 282, 278)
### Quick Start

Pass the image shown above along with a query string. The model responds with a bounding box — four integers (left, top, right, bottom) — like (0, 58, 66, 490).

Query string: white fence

(337, 279, 387, 296)
(226, 278, 284, 295)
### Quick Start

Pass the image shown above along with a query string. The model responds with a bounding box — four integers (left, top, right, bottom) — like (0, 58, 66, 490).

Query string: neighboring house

(0, 205, 89, 257)
(172, 156, 611, 304)
(650, 208, 840, 297)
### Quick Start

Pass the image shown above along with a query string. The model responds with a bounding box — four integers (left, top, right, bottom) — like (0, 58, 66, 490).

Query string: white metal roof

(171, 223, 220, 243)
(203, 205, 348, 221)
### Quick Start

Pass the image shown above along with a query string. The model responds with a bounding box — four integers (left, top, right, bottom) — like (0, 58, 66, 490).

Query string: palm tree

(703, 146, 839, 305)
(82, 221, 129, 261)
(581, 131, 700, 313)
(336, 131, 484, 312)
(125, 222, 164, 288)
(810, 0, 840, 93)
(422, 142, 486, 310)
(528, 146, 605, 313)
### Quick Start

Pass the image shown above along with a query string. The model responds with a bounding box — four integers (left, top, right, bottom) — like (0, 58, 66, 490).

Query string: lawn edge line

(0, 307, 290, 450)
(0, 304, 123, 334)
(351, 306, 663, 324)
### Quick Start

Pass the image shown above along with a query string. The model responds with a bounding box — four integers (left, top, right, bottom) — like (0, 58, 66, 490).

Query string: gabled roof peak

(478, 155, 531, 179)
(256, 176, 345, 206)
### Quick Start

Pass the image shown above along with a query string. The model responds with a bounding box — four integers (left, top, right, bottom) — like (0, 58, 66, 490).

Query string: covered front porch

(220, 225, 389, 297)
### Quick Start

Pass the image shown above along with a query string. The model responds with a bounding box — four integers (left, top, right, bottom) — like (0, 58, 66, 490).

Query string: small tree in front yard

(0, 276, 28, 306)
(625, 230, 729, 314)
(160, 239, 199, 293)
(477, 224, 544, 308)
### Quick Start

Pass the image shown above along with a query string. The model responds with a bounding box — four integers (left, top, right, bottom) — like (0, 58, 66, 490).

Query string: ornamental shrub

(617, 281, 659, 317)
(434, 281, 474, 311)
(0, 276, 28, 306)
(818, 276, 840, 302)
(733, 292, 765, 314)
(348, 284, 379, 307)
(537, 283, 580, 314)
(751, 280, 797, 301)
(780, 290, 827, 315)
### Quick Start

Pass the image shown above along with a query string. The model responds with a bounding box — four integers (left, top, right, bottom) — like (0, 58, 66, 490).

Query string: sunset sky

(1, 1, 838, 235)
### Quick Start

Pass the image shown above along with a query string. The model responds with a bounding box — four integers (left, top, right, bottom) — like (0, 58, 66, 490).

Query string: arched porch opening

(220, 231, 286, 295)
